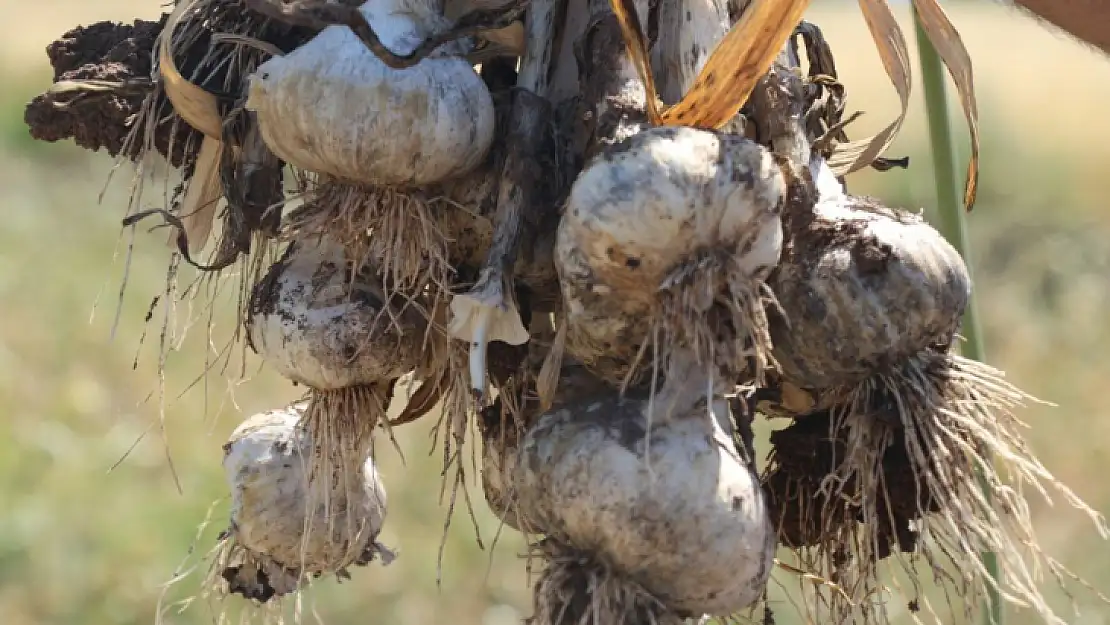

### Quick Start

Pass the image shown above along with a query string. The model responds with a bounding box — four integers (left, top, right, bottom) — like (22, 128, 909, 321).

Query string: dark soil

(24, 17, 197, 166)
(25, 4, 315, 166)
(244, 243, 295, 354)
(763, 408, 939, 559)
(46, 19, 159, 80)
(778, 193, 895, 277)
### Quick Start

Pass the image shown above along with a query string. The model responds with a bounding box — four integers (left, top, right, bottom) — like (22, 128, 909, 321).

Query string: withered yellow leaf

(661, 0, 811, 129)
(159, 0, 224, 139)
(172, 136, 224, 253)
(827, 0, 913, 181)
(609, 0, 811, 130)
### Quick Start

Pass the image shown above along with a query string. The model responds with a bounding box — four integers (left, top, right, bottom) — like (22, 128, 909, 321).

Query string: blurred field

(2, 1, 1110, 624)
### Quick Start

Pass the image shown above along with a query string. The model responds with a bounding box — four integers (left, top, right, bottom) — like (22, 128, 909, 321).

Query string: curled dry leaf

(608, 0, 811, 129)
(176, 136, 223, 253)
(828, 0, 978, 211)
(158, 0, 223, 139)
(157, 0, 228, 252)
(825, 0, 912, 180)
(911, 0, 980, 211)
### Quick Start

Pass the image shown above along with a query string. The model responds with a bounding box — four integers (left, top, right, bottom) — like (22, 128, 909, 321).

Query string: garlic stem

(468, 303, 494, 403)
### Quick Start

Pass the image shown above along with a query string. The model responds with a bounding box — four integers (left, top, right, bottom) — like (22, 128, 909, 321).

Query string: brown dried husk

(762, 350, 1109, 625)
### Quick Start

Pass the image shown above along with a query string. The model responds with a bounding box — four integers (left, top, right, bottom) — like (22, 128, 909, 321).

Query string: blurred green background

(2, 1, 1109, 624)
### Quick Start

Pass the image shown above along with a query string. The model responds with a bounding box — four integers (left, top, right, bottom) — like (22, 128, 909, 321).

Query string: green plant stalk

(911, 8, 1000, 625)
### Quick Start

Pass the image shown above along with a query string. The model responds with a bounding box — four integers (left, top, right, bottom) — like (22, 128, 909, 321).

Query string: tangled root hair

(653, 248, 779, 390)
(528, 540, 684, 625)
(299, 383, 392, 485)
(284, 180, 454, 304)
(764, 350, 1108, 624)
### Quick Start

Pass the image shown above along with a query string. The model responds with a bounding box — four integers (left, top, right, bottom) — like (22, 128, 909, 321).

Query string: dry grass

(2, 1, 1110, 625)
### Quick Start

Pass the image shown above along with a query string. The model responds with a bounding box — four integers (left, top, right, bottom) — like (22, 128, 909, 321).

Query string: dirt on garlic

(246, 232, 465, 524)
(246, 234, 432, 389)
(514, 388, 775, 623)
(556, 125, 784, 391)
(760, 160, 1108, 625)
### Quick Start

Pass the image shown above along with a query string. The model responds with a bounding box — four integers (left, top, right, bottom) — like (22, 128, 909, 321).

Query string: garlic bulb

(246, 0, 495, 186)
(219, 404, 390, 598)
(517, 392, 775, 619)
(247, 234, 427, 390)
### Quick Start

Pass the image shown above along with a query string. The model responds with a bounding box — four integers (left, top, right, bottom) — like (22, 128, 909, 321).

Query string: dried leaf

(536, 317, 568, 412)
(445, 0, 525, 56)
(650, 0, 732, 103)
(391, 371, 449, 427)
(911, 0, 980, 211)
(482, 22, 525, 55)
(609, 0, 811, 130)
(159, 0, 224, 138)
(826, 0, 913, 179)
(661, 0, 812, 129)
(172, 136, 224, 253)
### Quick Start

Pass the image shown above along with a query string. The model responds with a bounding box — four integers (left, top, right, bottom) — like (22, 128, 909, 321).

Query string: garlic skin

(515, 394, 776, 616)
(223, 405, 388, 582)
(246, 234, 427, 390)
(246, 0, 495, 186)
(769, 160, 971, 389)
(555, 126, 784, 384)
(559, 128, 783, 288)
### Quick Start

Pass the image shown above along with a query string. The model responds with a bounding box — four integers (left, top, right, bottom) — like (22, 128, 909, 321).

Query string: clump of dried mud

(24, 5, 314, 166)
(24, 18, 197, 164)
